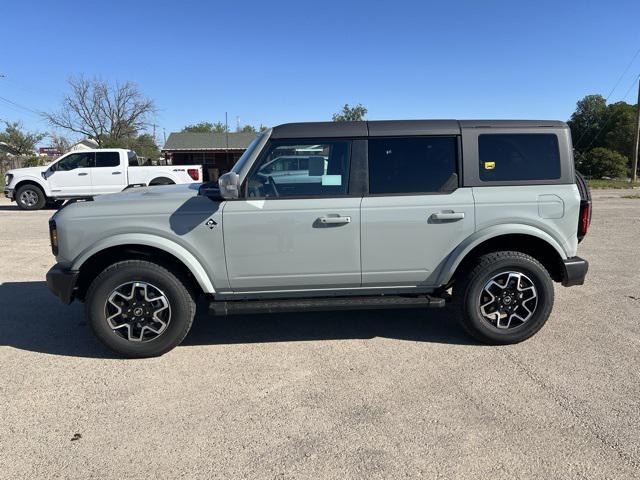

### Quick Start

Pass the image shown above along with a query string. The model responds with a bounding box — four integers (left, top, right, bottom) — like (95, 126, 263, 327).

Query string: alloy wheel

(104, 282, 171, 342)
(479, 271, 538, 329)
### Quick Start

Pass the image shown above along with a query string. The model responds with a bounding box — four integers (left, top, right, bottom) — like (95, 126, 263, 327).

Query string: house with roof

(161, 131, 257, 181)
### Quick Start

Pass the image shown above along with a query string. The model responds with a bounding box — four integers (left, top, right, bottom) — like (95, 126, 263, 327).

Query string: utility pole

(632, 75, 640, 183)
(225, 112, 229, 167)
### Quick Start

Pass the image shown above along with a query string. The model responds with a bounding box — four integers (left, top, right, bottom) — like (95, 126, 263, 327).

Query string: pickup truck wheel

(85, 260, 196, 358)
(16, 184, 46, 210)
(453, 251, 554, 344)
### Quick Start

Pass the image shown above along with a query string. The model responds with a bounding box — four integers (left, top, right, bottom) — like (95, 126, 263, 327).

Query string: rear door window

(478, 134, 561, 181)
(368, 136, 458, 194)
(95, 152, 121, 168)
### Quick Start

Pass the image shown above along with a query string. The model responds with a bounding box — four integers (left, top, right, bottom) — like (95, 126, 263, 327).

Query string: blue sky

(1, 0, 639, 146)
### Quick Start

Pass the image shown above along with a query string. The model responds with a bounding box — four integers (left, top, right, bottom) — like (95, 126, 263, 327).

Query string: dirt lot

(0, 191, 639, 479)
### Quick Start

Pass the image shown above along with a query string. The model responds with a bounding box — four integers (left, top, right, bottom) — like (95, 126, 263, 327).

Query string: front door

(223, 139, 360, 292)
(360, 136, 475, 286)
(47, 151, 94, 196)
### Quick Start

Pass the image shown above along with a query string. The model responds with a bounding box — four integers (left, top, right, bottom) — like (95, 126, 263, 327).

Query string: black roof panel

(368, 120, 460, 136)
(270, 119, 568, 139)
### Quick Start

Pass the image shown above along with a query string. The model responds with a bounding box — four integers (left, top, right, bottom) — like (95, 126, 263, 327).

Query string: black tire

(15, 184, 46, 210)
(453, 251, 554, 345)
(85, 260, 196, 358)
(149, 177, 175, 186)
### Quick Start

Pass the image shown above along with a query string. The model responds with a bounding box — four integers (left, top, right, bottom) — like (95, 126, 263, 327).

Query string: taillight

(187, 169, 200, 181)
(577, 200, 591, 242)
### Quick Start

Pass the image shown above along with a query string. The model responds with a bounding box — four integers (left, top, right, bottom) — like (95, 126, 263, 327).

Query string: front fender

(71, 233, 215, 293)
(14, 175, 52, 196)
(434, 224, 568, 286)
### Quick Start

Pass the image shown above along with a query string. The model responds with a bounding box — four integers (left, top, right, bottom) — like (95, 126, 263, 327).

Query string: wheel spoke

(478, 271, 538, 330)
(103, 281, 171, 343)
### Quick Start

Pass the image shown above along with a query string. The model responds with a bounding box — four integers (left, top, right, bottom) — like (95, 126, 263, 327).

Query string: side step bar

(209, 294, 446, 316)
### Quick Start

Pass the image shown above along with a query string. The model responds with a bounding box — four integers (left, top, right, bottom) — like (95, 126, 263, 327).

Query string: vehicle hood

(57, 183, 221, 218)
(6, 165, 48, 177)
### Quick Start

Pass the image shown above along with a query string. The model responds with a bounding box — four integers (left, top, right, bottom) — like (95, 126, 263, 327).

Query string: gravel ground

(0, 191, 639, 479)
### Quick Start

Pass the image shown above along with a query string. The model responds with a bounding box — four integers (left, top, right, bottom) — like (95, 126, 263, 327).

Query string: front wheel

(453, 251, 554, 344)
(85, 260, 196, 358)
(16, 184, 46, 210)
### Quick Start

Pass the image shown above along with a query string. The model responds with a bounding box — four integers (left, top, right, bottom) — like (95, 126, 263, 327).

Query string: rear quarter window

(479, 134, 561, 181)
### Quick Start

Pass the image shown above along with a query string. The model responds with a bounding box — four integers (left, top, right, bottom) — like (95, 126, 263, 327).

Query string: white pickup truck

(3, 149, 202, 210)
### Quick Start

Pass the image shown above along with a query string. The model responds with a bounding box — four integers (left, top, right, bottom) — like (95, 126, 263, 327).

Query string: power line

(574, 46, 640, 150)
(603, 47, 640, 102)
(0, 95, 41, 115)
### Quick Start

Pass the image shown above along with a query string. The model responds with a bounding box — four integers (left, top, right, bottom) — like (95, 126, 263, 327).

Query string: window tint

(479, 134, 561, 181)
(55, 152, 94, 171)
(368, 137, 458, 194)
(246, 140, 351, 198)
(128, 151, 139, 166)
(95, 152, 120, 168)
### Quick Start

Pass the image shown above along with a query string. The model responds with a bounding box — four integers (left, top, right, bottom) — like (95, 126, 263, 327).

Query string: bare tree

(43, 76, 156, 146)
(49, 132, 71, 153)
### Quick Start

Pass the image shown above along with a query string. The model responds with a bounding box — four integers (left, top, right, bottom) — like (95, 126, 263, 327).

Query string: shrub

(578, 147, 628, 179)
(22, 156, 46, 168)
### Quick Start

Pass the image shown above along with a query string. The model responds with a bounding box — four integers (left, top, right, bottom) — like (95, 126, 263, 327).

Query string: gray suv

(46, 120, 590, 357)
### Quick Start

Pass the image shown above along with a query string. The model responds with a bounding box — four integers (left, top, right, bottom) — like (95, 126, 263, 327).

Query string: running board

(209, 294, 445, 316)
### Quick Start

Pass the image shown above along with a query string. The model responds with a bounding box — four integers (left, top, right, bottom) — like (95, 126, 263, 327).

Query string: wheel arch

(14, 178, 50, 197)
(72, 237, 215, 300)
(437, 226, 568, 286)
(148, 176, 176, 186)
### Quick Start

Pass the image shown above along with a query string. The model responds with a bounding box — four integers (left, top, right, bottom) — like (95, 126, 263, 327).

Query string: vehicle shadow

(0, 281, 477, 359)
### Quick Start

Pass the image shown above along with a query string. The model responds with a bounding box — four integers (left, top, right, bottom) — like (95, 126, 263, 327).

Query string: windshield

(231, 132, 267, 175)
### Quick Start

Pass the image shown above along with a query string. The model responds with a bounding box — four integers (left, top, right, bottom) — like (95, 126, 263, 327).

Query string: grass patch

(587, 179, 639, 189)
(622, 194, 640, 199)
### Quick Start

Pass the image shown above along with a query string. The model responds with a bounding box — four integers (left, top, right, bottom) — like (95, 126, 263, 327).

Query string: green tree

(332, 103, 368, 122)
(601, 101, 636, 160)
(578, 147, 628, 178)
(101, 133, 159, 159)
(567, 94, 607, 152)
(182, 121, 229, 133)
(238, 124, 257, 133)
(0, 121, 46, 155)
(182, 122, 215, 133)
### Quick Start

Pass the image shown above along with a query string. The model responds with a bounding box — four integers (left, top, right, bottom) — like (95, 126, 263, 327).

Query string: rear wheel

(85, 260, 196, 358)
(16, 184, 46, 210)
(453, 251, 554, 344)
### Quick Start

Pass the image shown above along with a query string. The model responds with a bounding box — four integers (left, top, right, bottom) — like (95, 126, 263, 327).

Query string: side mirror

(218, 171, 240, 199)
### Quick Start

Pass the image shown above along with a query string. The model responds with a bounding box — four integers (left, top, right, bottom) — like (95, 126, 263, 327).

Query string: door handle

(318, 215, 351, 224)
(112, 171, 122, 175)
(77, 172, 88, 176)
(430, 211, 465, 221)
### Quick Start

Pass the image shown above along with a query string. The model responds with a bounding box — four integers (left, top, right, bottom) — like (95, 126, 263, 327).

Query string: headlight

(4, 173, 12, 186)
(49, 219, 59, 255)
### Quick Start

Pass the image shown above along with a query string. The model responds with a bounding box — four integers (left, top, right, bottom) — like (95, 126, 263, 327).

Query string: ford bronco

(46, 120, 590, 357)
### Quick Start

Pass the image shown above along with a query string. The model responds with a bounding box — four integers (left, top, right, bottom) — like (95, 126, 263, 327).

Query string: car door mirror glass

(218, 172, 240, 199)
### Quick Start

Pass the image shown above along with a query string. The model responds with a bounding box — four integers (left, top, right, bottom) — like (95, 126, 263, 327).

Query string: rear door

(360, 136, 475, 286)
(47, 151, 94, 196)
(91, 151, 126, 194)
(223, 138, 361, 292)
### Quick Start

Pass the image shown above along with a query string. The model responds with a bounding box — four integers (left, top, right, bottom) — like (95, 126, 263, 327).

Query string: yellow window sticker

(484, 161, 495, 170)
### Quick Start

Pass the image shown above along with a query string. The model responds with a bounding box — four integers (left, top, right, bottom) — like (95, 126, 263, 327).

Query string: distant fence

(0, 155, 58, 176)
